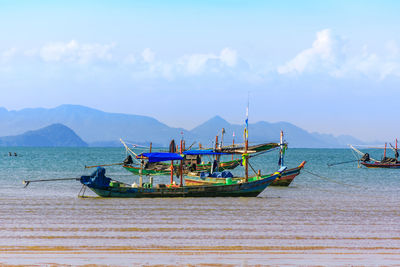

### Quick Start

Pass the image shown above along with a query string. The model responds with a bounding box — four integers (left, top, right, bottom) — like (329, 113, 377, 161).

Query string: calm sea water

(0, 147, 399, 266)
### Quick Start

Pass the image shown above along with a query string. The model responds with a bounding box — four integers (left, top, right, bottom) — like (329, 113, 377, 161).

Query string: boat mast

(179, 138, 183, 187)
(244, 96, 249, 182)
(279, 131, 284, 167)
(384, 143, 387, 159)
(169, 139, 175, 185)
(221, 128, 225, 148)
(232, 132, 235, 160)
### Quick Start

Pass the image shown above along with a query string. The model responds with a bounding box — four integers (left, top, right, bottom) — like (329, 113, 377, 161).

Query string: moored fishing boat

(122, 158, 241, 176)
(350, 139, 400, 168)
(185, 161, 306, 187)
(80, 163, 286, 198)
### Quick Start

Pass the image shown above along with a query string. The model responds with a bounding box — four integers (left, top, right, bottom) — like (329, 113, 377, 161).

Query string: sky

(1, 0, 400, 142)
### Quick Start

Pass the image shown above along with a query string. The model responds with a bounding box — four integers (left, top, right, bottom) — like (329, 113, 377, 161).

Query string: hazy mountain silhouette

(0, 123, 88, 147)
(0, 105, 364, 147)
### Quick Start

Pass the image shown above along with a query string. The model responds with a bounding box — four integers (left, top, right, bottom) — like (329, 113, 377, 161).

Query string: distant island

(0, 123, 88, 147)
(0, 105, 365, 148)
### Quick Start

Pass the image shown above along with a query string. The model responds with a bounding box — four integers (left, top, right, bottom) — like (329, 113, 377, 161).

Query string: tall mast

(244, 94, 249, 182)
(232, 131, 235, 160)
(279, 131, 284, 167)
(384, 142, 387, 159)
(179, 138, 183, 187)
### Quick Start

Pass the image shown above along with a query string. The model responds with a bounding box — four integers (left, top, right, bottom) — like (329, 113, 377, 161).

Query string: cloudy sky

(1, 0, 400, 141)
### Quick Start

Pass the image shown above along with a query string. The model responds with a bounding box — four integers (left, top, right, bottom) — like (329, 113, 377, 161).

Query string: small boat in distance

(350, 139, 400, 168)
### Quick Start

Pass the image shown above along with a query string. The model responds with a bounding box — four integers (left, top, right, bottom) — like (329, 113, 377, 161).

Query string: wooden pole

(384, 143, 387, 158)
(279, 130, 284, 167)
(149, 142, 152, 153)
(170, 160, 174, 184)
(179, 139, 183, 187)
(139, 160, 143, 187)
(232, 134, 235, 160)
(215, 135, 219, 160)
(245, 139, 249, 182)
(221, 128, 225, 148)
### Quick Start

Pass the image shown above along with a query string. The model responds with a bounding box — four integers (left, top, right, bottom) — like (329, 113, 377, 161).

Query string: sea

(0, 147, 399, 266)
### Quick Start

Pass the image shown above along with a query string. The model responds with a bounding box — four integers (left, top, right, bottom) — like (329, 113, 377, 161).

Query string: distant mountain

(0, 123, 88, 147)
(190, 118, 358, 148)
(0, 104, 188, 145)
(0, 105, 365, 148)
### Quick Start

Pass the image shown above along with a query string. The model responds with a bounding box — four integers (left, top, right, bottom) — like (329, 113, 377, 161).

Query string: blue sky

(1, 1, 400, 141)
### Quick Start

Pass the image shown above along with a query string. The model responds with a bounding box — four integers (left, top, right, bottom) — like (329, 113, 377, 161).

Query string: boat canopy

(137, 152, 184, 162)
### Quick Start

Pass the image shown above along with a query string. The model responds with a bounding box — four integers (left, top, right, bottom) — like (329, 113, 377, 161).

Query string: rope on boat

(303, 169, 364, 188)
(248, 161, 258, 176)
(120, 139, 141, 164)
(327, 159, 358, 167)
(248, 147, 279, 159)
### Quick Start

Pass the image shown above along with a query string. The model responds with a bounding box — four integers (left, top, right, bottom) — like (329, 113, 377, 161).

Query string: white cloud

(278, 29, 344, 74)
(277, 29, 400, 79)
(40, 40, 115, 63)
(142, 48, 155, 63)
(177, 47, 239, 75)
(1, 47, 17, 62)
(220, 47, 237, 67)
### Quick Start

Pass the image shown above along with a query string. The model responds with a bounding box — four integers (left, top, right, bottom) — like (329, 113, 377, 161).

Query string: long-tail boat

(350, 139, 400, 168)
(185, 131, 305, 187)
(79, 153, 286, 198)
(122, 158, 241, 176)
(121, 139, 277, 176)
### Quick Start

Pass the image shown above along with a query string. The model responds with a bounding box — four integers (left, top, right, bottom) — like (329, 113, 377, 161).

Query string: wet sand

(1, 187, 400, 266)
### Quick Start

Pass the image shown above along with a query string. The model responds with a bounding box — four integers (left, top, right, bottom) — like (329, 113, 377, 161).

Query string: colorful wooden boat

(351, 140, 400, 169)
(360, 161, 400, 168)
(185, 161, 306, 187)
(219, 142, 279, 154)
(122, 159, 241, 176)
(80, 166, 286, 198)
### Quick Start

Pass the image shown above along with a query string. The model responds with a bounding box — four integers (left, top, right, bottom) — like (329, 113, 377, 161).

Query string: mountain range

(0, 123, 87, 147)
(0, 105, 364, 148)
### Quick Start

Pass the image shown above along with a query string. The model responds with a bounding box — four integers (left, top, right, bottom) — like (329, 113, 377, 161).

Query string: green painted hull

(82, 172, 281, 198)
(185, 161, 306, 187)
(123, 159, 241, 176)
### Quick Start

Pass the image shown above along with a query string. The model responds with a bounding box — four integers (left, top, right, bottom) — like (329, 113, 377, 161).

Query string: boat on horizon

(350, 139, 400, 168)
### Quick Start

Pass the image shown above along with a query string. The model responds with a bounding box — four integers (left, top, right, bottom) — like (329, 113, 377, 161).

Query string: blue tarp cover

(80, 167, 111, 188)
(138, 152, 184, 162)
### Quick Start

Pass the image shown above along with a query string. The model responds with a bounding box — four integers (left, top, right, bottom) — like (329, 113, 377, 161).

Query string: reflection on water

(0, 147, 400, 265)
